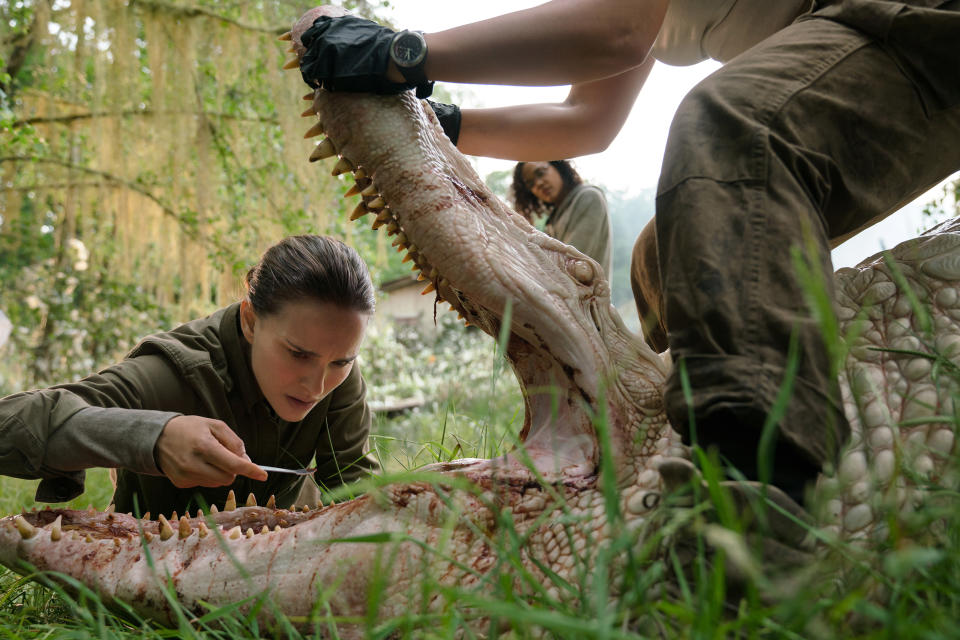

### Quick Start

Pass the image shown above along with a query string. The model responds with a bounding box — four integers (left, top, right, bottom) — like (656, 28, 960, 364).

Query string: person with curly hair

(511, 160, 611, 277)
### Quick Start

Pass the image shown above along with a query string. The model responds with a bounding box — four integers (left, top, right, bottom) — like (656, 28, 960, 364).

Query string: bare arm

(456, 59, 654, 160)
(421, 0, 668, 86)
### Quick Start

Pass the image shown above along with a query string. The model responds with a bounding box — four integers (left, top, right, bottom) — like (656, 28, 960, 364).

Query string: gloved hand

(427, 100, 462, 146)
(300, 15, 426, 96)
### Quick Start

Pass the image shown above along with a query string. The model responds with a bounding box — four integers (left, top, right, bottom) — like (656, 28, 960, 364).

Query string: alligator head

(1, 9, 959, 635)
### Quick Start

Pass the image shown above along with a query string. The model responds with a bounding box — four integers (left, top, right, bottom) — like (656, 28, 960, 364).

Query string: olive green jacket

(544, 184, 612, 278)
(0, 303, 377, 515)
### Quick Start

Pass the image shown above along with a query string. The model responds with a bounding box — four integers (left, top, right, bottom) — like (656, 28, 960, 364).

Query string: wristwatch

(389, 30, 433, 97)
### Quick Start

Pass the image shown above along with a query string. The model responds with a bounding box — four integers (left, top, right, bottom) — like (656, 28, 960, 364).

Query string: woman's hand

(155, 415, 267, 488)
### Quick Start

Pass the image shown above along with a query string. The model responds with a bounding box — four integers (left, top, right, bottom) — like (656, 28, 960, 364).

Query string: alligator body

(1, 16, 959, 634)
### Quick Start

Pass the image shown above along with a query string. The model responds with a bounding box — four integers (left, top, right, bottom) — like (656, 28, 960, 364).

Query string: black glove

(427, 100, 462, 146)
(300, 15, 424, 95)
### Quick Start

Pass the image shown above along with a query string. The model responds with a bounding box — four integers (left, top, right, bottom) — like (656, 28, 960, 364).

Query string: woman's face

(240, 298, 369, 422)
(521, 161, 568, 205)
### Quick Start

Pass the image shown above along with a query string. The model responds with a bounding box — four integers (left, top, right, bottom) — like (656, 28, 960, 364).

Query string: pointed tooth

(317, 499, 325, 509)
(142, 512, 151, 521)
(366, 196, 385, 210)
(301, 505, 310, 513)
(417, 272, 427, 281)
(283, 58, 300, 70)
(210, 504, 219, 514)
(245, 493, 257, 507)
(228, 526, 242, 540)
(421, 283, 436, 295)
(303, 92, 315, 101)
(260, 526, 270, 535)
(50, 515, 62, 541)
(354, 168, 367, 180)
(386, 222, 400, 235)
(361, 184, 378, 197)
(278, 31, 292, 41)
(328, 498, 336, 506)
(402, 251, 416, 264)
(245, 528, 254, 539)
(196, 509, 204, 519)
(178, 516, 192, 539)
(113, 537, 122, 548)
(158, 514, 174, 541)
(85, 534, 94, 543)
(350, 203, 369, 221)
(309, 138, 337, 162)
(171, 511, 178, 523)
(345, 183, 363, 197)
(266, 495, 276, 509)
(301, 106, 316, 117)
(304, 121, 325, 138)
(391, 232, 407, 248)
(286, 45, 296, 54)
(225, 490, 237, 512)
(331, 157, 355, 176)
(371, 218, 386, 230)
(13, 515, 36, 539)
(376, 210, 392, 223)
(274, 524, 282, 532)
(198, 521, 209, 538)
(143, 531, 154, 543)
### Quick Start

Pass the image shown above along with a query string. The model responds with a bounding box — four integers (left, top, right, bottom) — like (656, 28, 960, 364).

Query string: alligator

(1, 9, 959, 636)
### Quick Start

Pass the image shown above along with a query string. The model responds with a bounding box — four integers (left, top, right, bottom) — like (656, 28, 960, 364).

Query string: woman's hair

(245, 235, 375, 316)
(510, 160, 583, 223)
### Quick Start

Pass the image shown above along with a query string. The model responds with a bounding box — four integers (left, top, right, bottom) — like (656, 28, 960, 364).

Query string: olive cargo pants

(631, 0, 960, 496)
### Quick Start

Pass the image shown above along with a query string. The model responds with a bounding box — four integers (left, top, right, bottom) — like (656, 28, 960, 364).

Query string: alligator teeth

(286, 45, 296, 54)
(303, 121, 325, 138)
(260, 526, 270, 535)
(274, 524, 282, 532)
(301, 106, 316, 117)
(421, 283, 436, 295)
(198, 521, 209, 538)
(361, 183, 378, 197)
(317, 499, 325, 509)
(417, 272, 426, 281)
(310, 139, 336, 162)
(143, 531, 153, 543)
(391, 232, 408, 247)
(344, 183, 363, 197)
(245, 528, 254, 539)
(171, 511, 178, 523)
(84, 534, 94, 543)
(350, 203, 369, 221)
(282, 58, 299, 70)
(178, 516, 192, 539)
(246, 493, 257, 507)
(227, 526, 242, 540)
(300, 505, 310, 513)
(158, 514, 174, 541)
(386, 221, 400, 235)
(225, 490, 237, 512)
(331, 157, 355, 176)
(302, 92, 314, 101)
(366, 196, 385, 210)
(209, 504, 219, 514)
(14, 515, 36, 540)
(266, 495, 276, 509)
(402, 249, 417, 264)
(354, 168, 367, 180)
(278, 31, 292, 41)
(113, 537, 122, 548)
(50, 515, 62, 541)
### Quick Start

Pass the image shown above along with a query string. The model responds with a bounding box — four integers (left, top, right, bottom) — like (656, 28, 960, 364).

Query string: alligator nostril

(570, 260, 594, 285)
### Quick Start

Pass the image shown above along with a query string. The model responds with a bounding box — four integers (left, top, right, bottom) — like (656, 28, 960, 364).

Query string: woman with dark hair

(0, 235, 378, 516)
(511, 160, 612, 277)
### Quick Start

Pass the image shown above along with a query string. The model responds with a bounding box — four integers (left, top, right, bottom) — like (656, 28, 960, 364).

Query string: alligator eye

(570, 260, 594, 285)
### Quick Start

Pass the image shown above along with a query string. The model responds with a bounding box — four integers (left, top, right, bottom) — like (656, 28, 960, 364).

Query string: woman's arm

(420, 0, 668, 86)
(455, 60, 654, 160)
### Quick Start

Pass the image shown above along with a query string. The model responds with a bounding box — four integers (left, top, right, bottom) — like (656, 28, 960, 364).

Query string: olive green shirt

(544, 184, 612, 278)
(0, 303, 377, 514)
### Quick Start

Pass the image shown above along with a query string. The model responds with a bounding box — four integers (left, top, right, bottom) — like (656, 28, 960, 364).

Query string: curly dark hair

(510, 160, 583, 223)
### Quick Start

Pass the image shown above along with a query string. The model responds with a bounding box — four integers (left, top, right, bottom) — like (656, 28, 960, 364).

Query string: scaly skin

(1, 14, 958, 632)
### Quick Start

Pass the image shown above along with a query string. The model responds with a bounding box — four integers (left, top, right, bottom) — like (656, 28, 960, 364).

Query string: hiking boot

(653, 457, 818, 603)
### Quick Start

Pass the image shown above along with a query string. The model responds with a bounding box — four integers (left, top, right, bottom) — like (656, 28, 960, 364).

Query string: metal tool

(259, 465, 317, 476)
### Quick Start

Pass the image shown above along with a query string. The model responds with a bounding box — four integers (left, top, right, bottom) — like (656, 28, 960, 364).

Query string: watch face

(391, 32, 426, 68)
